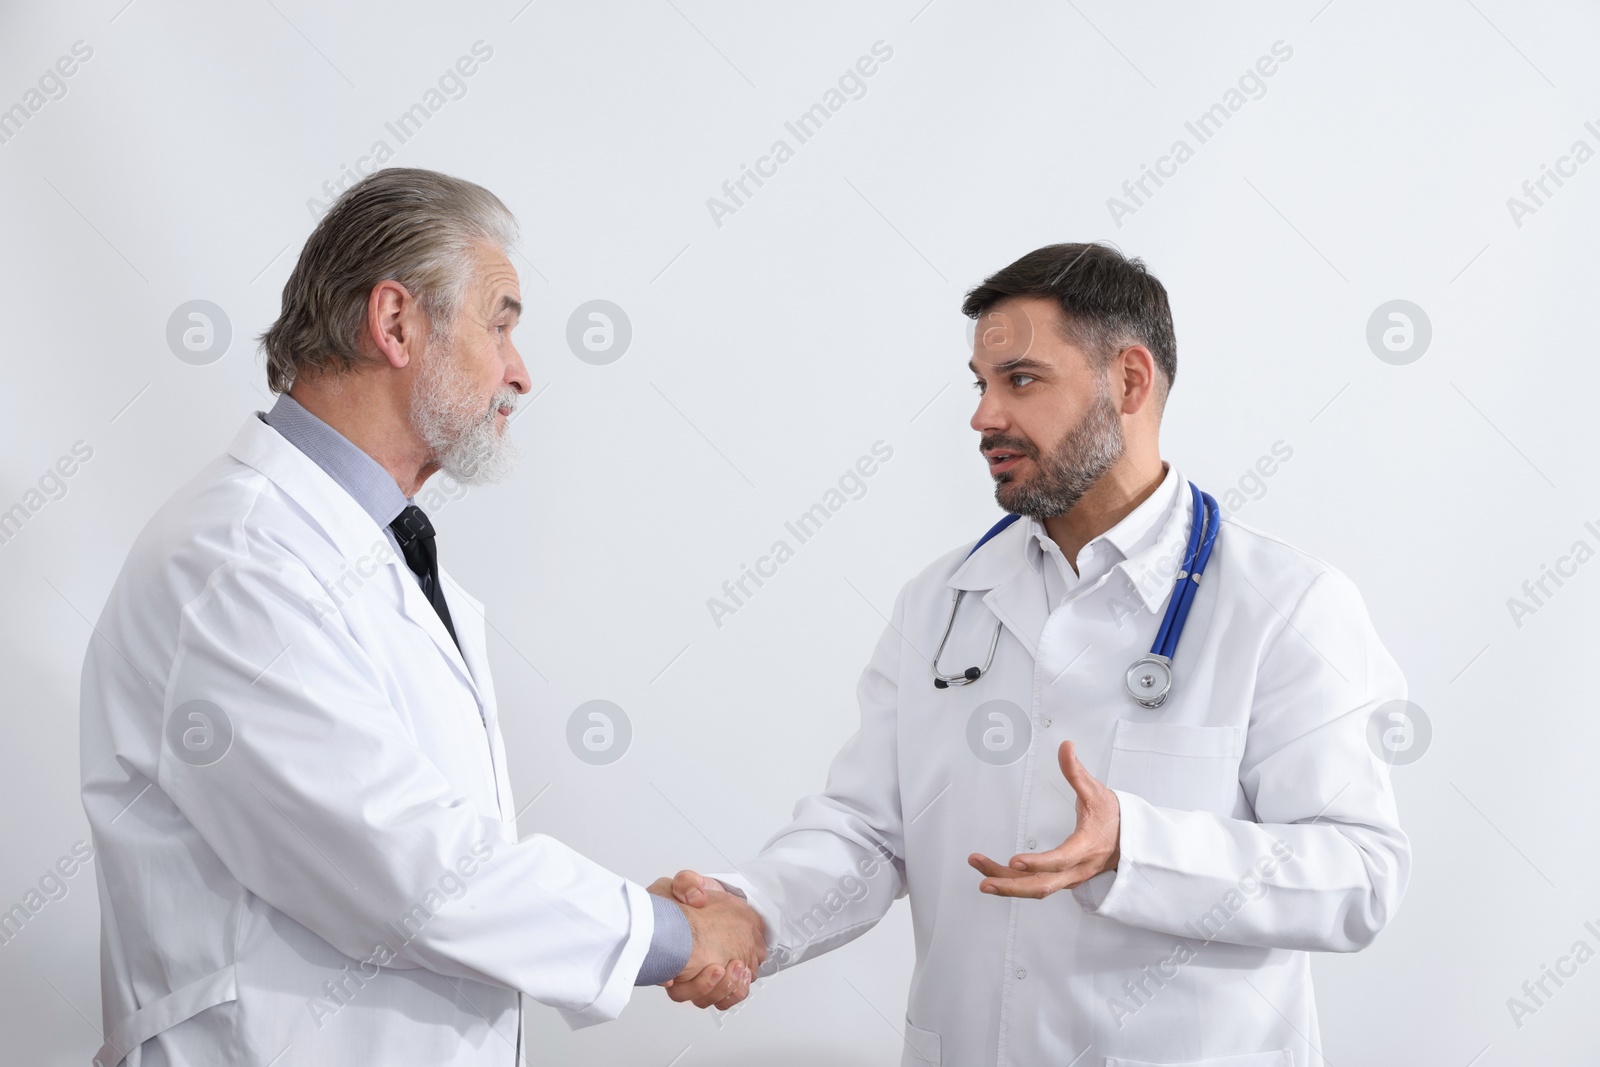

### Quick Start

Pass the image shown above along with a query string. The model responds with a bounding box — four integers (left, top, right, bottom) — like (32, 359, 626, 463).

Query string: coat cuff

(1070, 788, 1144, 919)
(558, 880, 654, 1029)
(705, 872, 784, 973)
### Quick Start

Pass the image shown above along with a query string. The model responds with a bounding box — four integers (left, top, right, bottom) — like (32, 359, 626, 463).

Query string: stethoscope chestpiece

(1124, 654, 1173, 708)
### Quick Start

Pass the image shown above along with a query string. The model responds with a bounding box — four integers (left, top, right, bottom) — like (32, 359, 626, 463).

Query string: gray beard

(995, 385, 1125, 519)
(410, 339, 520, 486)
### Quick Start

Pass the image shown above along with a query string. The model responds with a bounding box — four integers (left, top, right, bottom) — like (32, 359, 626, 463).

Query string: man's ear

(1115, 344, 1158, 415)
(366, 280, 424, 370)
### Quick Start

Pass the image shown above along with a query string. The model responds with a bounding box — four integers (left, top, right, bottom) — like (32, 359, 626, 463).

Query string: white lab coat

(79, 413, 654, 1067)
(716, 466, 1409, 1067)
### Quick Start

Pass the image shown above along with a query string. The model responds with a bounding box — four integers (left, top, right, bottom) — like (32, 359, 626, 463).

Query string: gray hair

(258, 168, 519, 393)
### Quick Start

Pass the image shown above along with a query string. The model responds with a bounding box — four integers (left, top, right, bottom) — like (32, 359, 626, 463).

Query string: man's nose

(504, 342, 531, 394)
(971, 388, 1008, 435)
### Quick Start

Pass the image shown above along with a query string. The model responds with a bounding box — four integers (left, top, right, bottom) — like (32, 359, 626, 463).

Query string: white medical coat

(716, 467, 1409, 1067)
(80, 413, 654, 1066)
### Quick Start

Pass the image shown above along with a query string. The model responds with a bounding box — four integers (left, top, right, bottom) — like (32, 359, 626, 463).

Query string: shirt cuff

(634, 893, 693, 985)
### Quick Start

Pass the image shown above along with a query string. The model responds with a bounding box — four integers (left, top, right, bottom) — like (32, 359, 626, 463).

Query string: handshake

(647, 869, 764, 1011)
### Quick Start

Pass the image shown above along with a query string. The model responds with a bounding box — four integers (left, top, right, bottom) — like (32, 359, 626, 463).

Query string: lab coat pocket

(1104, 1051, 1292, 1067)
(1105, 720, 1243, 814)
(902, 1015, 941, 1065)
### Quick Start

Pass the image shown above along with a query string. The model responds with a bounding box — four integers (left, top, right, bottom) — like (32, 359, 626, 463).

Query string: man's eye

(1011, 374, 1035, 388)
(971, 380, 986, 393)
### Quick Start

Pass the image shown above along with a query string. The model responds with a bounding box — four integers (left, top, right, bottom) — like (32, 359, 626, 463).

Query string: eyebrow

(495, 295, 523, 318)
(968, 356, 1052, 375)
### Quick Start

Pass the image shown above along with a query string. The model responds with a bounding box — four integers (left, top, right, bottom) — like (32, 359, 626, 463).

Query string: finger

(982, 856, 1106, 897)
(666, 963, 724, 1003)
(646, 878, 674, 898)
(1008, 827, 1112, 873)
(969, 853, 1033, 880)
(714, 968, 754, 1011)
(693, 962, 748, 1009)
(1057, 740, 1104, 803)
(1005, 842, 1078, 873)
(672, 869, 709, 907)
(978, 870, 1075, 898)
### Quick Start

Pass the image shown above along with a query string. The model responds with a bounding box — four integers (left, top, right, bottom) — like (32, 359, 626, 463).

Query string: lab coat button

(1042, 718, 1051, 728)
(1016, 968, 1026, 979)
(1027, 838, 1037, 849)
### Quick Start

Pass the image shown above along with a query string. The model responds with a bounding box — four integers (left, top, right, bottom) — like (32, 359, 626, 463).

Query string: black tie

(389, 505, 460, 652)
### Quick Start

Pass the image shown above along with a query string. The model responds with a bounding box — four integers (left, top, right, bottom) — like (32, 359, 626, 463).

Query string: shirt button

(1016, 968, 1027, 979)
(1027, 838, 1037, 849)
(1042, 718, 1052, 728)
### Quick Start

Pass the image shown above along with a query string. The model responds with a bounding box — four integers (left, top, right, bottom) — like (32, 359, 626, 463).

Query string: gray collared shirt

(261, 393, 415, 577)
(258, 392, 692, 985)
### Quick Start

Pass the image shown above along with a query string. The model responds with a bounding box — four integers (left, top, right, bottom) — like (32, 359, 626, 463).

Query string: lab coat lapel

(982, 563, 1049, 660)
(438, 575, 515, 822)
(391, 561, 483, 705)
(947, 519, 1050, 660)
(228, 414, 483, 706)
(439, 575, 490, 697)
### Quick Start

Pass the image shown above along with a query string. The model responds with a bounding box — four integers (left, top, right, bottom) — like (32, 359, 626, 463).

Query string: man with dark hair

(659, 242, 1410, 1063)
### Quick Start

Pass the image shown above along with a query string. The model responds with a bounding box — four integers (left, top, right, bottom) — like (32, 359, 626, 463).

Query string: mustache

(487, 387, 519, 419)
(979, 433, 1038, 459)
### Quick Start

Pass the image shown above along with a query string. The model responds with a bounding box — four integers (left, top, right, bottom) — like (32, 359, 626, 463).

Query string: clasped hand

(645, 874, 763, 1011)
(650, 740, 1116, 1011)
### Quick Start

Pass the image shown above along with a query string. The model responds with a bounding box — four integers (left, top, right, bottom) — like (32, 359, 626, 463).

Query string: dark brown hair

(962, 242, 1177, 401)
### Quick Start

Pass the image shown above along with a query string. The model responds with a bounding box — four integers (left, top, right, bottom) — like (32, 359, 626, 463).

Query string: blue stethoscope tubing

(1125, 482, 1220, 707)
(931, 480, 1221, 709)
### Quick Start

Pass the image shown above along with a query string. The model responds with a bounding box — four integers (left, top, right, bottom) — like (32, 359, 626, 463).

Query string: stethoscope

(931, 481, 1221, 709)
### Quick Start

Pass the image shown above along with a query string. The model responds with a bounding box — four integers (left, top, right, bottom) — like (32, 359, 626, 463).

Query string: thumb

(1058, 740, 1094, 798)
(673, 869, 709, 906)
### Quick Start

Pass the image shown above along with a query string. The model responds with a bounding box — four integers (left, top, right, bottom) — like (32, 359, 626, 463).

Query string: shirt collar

(1113, 463, 1197, 614)
(260, 392, 411, 530)
(948, 463, 1193, 616)
(1021, 461, 1179, 585)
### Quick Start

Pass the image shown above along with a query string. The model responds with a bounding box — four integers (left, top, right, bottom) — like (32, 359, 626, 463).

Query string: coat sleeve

(1071, 568, 1412, 953)
(159, 546, 652, 1029)
(711, 586, 910, 975)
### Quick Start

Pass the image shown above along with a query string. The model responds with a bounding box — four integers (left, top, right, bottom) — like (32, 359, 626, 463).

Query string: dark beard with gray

(984, 385, 1125, 519)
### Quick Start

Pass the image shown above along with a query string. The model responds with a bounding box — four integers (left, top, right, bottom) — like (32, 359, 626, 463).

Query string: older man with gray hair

(79, 168, 762, 1067)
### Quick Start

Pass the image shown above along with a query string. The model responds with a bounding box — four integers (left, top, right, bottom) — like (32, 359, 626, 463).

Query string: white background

(2, 1, 1597, 1063)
